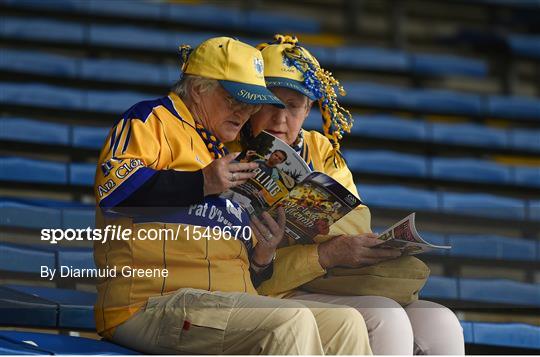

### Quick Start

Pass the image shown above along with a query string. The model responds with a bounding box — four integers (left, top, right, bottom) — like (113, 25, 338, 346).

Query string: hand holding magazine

(375, 213, 451, 255)
(221, 131, 361, 244)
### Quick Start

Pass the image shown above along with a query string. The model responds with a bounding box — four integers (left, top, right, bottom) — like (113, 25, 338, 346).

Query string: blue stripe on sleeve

(99, 167, 157, 208)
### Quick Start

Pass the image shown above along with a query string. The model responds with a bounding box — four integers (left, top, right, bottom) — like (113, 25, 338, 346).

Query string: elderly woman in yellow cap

(238, 35, 464, 355)
(93, 36, 372, 355)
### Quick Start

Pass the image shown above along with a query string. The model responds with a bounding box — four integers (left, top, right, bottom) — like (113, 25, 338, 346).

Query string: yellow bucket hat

(179, 37, 284, 108)
(257, 35, 353, 159)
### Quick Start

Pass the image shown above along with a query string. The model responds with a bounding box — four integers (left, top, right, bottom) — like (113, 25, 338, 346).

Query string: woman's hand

(202, 152, 258, 196)
(318, 233, 402, 269)
(251, 207, 286, 266)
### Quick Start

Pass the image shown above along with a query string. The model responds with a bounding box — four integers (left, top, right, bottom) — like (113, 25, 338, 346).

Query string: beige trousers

(113, 288, 373, 355)
(290, 292, 465, 355)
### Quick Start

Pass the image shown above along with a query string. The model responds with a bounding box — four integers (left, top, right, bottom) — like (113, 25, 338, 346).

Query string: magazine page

(271, 172, 362, 245)
(375, 213, 451, 255)
(221, 131, 311, 215)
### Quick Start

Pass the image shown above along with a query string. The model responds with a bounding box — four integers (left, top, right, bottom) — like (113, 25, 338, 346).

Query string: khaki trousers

(113, 288, 372, 355)
(290, 292, 465, 355)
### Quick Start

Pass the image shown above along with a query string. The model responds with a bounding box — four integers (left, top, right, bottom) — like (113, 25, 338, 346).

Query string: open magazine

(221, 131, 361, 244)
(375, 213, 451, 255)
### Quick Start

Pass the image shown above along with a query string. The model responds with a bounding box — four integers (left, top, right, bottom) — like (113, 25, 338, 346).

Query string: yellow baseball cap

(182, 37, 284, 108)
(259, 42, 320, 101)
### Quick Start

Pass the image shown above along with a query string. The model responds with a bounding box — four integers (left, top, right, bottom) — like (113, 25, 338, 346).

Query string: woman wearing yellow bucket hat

(239, 34, 464, 355)
(94, 36, 372, 355)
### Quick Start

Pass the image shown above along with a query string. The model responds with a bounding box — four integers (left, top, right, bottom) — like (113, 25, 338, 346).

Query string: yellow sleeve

(94, 115, 164, 208)
(257, 243, 326, 296)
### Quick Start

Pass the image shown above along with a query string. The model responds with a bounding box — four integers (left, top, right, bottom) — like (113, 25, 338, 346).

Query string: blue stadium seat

(0, 286, 58, 328)
(81, 58, 167, 85)
(334, 47, 409, 71)
(62, 208, 95, 229)
(460, 321, 474, 343)
(447, 234, 537, 261)
(411, 53, 487, 77)
(460, 279, 540, 307)
(0, 157, 67, 184)
(0, 48, 78, 77)
(4, 285, 96, 329)
(441, 192, 526, 220)
(530, 200, 540, 222)
(404, 89, 483, 116)
(0, 17, 85, 43)
(56, 247, 95, 270)
(507, 34, 540, 60)
(85, 90, 152, 113)
(1, 0, 87, 12)
(358, 184, 439, 211)
(0, 197, 89, 229)
(431, 158, 511, 184)
(487, 95, 540, 121)
(510, 129, 540, 152)
(351, 114, 428, 141)
(0, 118, 70, 146)
(0, 82, 84, 110)
(89, 24, 172, 50)
(0, 242, 55, 274)
(246, 10, 320, 34)
(72, 125, 108, 149)
(342, 82, 405, 109)
(431, 122, 509, 149)
(420, 276, 459, 299)
(471, 322, 540, 350)
(514, 166, 540, 187)
(70, 162, 96, 186)
(301, 46, 336, 67)
(0, 330, 138, 355)
(88, 0, 162, 19)
(344, 150, 428, 177)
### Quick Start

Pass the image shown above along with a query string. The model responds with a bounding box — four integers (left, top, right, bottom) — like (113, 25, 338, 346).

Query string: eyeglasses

(223, 93, 262, 116)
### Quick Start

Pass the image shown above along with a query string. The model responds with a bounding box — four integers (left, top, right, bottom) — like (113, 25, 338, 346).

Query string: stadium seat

(70, 162, 96, 186)
(88, 0, 162, 20)
(0, 48, 78, 77)
(344, 150, 428, 177)
(420, 276, 459, 299)
(510, 128, 540, 152)
(471, 322, 540, 350)
(85, 90, 152, 113)
(334, 47, 409, 71)
(0, 242, 55, 274)
(350, 114, 428, 140)
(62, 207, 95, 229)
(431, 122, 509, 149)
(0, 286, 58, 328)
(441, 192, 526, 220)
(404, 89, 483, 116)
(81, 58, 168, 85)
(358, 184, 439, 211)
(56, 247, 95, 271)
(341, 82, 406, 109)
(1, 16, 85, 43)
(72, 125, 108, 149)
(487, 95, 540, 121)
(448, 234, 537, 261)
(0, 82, 84, 110)
(460, 321, 474, 343)
(530, 200, 540, 222)
(513, 166, 540, 188)
(460, 279, 540, 307)
(431, 158, 512, 184)
(411, 53, 487, 77)
(3, 285, 96, 329)
(89, 24, 173, 50)
(0, 118, 70, 146)
(507, 34, 540, 60)
(0, 330, 138, 354)
(0, 157, 67, 184)
(419, 232, 447, 255)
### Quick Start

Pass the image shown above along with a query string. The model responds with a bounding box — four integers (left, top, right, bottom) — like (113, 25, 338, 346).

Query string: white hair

(172, 74, 219, 101)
